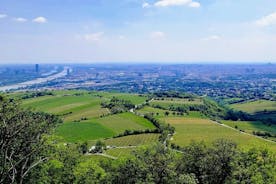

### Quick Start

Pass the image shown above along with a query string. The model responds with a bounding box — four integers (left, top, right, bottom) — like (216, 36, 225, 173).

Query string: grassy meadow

(104, 134, 160, 147)
(55, 121, 115, 142)
(162, 117, 276, 151)
(230, 100, 276, 114)
(222, 120, 276, 135)
(150, 98, 203, 109)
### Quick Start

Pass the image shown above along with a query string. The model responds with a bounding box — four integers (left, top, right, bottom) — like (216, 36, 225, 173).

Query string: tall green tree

(178, 139, 237, 184)
(113, 143, 197, 184)
(0, 96, 61, 184)
(228, 148, 276, 184)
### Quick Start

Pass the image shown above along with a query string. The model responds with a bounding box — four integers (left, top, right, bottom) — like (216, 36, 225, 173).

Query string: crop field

(162, 117, 276, 151)
(186, 111, 206, 118)
(19, 91, 156, 143)
(83, 155, 112, 162)
(136, 106, 173, 116)
(104, 134, 160, 146)
(105, 148, 136, 158)
(230, 100, 276, 114)
(17, 90, 276, 153)
(96, 113, 155, 134)
(91, 92, 148, 105)
(151, 98, 203, 106)
(137, 106, 206, 119)
(222, 120, 276, 135)
(55, 112, 156, 142)
(22, 94, 109, 121)
(55, 121, 115, 142)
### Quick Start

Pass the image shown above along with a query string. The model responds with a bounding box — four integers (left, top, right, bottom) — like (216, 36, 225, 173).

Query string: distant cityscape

(0, 64, 275, 102)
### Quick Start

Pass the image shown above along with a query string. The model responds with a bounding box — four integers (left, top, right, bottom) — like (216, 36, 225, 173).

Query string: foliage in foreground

(25, 140, 276, 184)
(1, 95, 276, 184)
(0, 96, 61, 184)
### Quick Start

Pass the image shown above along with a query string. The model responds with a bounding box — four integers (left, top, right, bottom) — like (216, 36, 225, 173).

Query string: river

(0, 66, 70, 92)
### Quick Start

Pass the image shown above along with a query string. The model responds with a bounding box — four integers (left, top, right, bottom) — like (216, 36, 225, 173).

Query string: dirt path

(113, 146, 137, 149)
(86, 153, 118, 159)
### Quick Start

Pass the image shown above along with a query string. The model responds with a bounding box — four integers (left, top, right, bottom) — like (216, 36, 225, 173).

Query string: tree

(0, 96, 61, 184)
(77, 142, 88, 154)
(178, 139, 237, 184)
(74, 158, 106, 184)
(114, 143, 197, 184)
(228, 148, 276, 184)
(27, 137, 81, 184)
(94, 140, 106, 153)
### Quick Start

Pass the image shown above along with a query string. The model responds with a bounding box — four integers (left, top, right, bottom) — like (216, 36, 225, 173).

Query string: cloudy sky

(0, 0, 276, 63)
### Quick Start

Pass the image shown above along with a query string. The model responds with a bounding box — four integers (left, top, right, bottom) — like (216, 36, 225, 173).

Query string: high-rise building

(35, 64, 39, 73)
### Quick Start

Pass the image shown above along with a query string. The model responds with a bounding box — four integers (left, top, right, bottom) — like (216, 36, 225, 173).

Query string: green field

(17, 91, 276, 153)
(137, 106, 206, 119)
(104, 134, 160, 147)
(230, 100, 276, 114)
(150, 98, 203, 108)
(91, 92, 148, 105)
(19, 91, 156, 144)
(162, 117, 276, 151)
(54, 112, 155, 142)
(55, 121, 115, 142)
(96, 113, 155, 134)
(136, 106, 174, 116)
(22, 93, 109, 122)
(222, 120, 276, 135)
(105, 148, 136, 158)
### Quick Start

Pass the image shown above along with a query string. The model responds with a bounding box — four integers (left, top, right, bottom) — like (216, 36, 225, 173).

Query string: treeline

(21, 91, 54, 99)
(253, 131, 276, 139)
(144, 114, 175, 144)
(224, 108, 276, 125)
(113, 114, 175, 144)
(151, 92, 274, 124)
(224, 109, 252, 121)
(101, 97, 135, 114)
(113, 128, 160, 138)
(153, 91, 197, 100)
(150, 93, 226, 120)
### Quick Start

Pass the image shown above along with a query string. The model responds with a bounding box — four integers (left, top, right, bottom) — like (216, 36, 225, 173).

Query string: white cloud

(150, 31, 166, 39)
(142, 2, 150, 8)
(189, 1, 200, 8)
(33, 16, 47, 23)
(154, 0, 200, 8)
(0, 14, 7, 19)
(13, 17, 27, 22)
(255, 12, 276, 27)
(83, 32, 104, 42)
(202, 35, 221, 41)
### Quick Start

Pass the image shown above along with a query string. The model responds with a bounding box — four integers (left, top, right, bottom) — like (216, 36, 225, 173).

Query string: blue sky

(1, 0, 276, 63)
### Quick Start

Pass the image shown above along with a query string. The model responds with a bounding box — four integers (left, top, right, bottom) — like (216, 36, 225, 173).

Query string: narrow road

(129, 98, 154, 115)
(86, 153, 118, 160)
